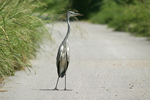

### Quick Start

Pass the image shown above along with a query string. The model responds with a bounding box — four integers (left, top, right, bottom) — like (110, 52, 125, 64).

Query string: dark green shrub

(90, 0, 150, 37)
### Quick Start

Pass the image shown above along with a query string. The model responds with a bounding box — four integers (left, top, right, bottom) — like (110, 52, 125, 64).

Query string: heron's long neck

(63, 16, 70, 43)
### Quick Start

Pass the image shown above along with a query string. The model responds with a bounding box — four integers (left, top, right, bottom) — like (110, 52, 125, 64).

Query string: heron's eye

(70, 12, 74, 14)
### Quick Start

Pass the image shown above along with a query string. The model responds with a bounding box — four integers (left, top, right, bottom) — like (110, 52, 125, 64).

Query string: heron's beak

(74, 13, 83, 16)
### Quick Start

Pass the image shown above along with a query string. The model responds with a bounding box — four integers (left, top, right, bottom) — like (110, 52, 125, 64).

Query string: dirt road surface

(1, 22, 150, 100)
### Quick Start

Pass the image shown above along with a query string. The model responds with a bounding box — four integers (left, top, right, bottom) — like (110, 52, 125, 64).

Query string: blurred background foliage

(70, 0, 102, 19)
(90, 0, 150, 37)
(0, 0, 149, 78)
(40, 0, 150, 37)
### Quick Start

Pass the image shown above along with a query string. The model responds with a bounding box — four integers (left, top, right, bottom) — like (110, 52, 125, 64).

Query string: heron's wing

(60, 50, 69, 78)
(56, 45, 70, 77)
(56, 45, 64, 64)
(56, 45, 64, 77)
(66, 46, 70, 63)
(56, 51, 60, 77)
(65, 46, 70, 73)
(57, 61, 60, 77)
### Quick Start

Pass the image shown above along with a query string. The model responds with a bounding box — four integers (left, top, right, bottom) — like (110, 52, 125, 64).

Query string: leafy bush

(90, 0, 150, 37)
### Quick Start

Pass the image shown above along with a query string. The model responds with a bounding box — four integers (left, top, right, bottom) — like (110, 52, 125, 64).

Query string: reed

(0, 0, 49, 77)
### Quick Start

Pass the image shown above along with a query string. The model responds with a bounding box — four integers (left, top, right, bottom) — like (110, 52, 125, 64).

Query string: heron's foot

(52, 88, 59, 91)
(63, 88, 72, 91)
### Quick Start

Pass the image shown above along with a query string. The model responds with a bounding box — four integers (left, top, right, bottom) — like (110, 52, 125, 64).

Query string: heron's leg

(53, 76, 59, 90)
(64, 74, 67, 90)
(63, 74, 72, 91)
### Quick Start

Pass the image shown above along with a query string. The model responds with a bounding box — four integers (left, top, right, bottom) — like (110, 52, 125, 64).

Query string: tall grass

(90, 0, 150, 37)
(36, 0, 71, 21)
(0, 0, 48, 77)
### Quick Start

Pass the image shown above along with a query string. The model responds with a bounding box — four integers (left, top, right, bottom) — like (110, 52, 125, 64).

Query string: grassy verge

(0, 0, 49, 78)
(90, 0, 150, 37)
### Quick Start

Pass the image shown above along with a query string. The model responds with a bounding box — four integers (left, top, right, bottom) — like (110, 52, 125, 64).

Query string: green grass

(0, 0, 49, 78)
(90, 0, 150, 37)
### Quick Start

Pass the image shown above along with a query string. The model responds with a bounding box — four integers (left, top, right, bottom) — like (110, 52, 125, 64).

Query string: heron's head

(67, 11, 83, 18)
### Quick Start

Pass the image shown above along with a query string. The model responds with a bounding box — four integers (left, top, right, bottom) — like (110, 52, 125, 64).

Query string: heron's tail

(60, 70, 66, 78)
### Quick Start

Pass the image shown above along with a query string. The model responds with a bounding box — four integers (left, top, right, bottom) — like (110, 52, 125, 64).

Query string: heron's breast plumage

(60, 52, 67, 67)
(56, 41, 70, 77)
(59, 45, 68, 74)
(59, 54, 67, 73)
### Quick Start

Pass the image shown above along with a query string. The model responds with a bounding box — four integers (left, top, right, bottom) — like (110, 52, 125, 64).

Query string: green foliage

(37, 0, 103, 20)
(39, 0, 70, 13)
(0, 0, 48, 77)
(70, 0, 102, 19)
(90, 0, 150, 37)
(37, 0, 70, 21)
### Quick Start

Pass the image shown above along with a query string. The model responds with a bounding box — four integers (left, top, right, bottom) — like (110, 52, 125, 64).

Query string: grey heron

(53, 11, 82, 90)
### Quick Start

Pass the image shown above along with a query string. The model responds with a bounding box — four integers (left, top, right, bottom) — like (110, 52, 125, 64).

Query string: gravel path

(1, 22, 150, 100)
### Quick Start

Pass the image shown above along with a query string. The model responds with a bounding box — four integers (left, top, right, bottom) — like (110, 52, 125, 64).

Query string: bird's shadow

(32, 89, 72, 91)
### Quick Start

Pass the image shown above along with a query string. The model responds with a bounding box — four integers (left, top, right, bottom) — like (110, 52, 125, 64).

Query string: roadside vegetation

(0, 0, 47, 78)
(90, 0, 150, 37)
(66, 0, 150, 37)
(0, 0, 68, 78)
